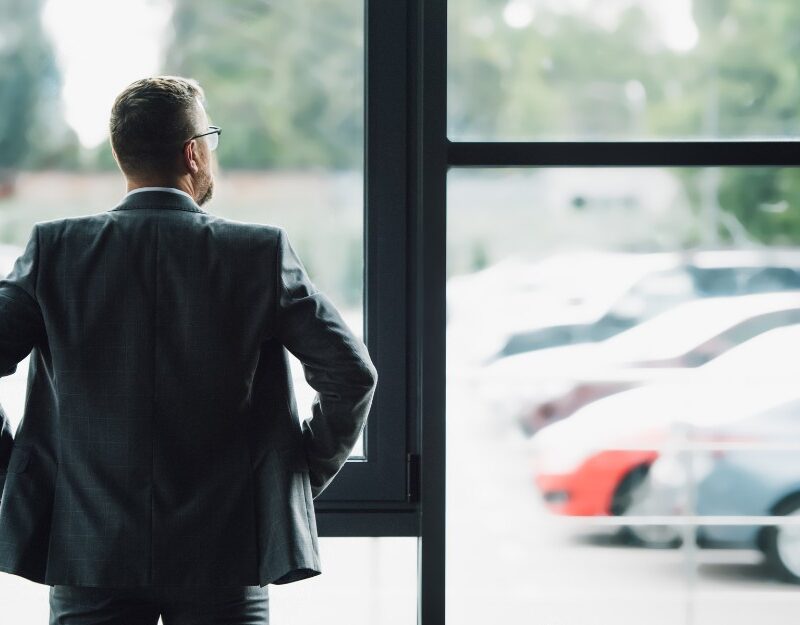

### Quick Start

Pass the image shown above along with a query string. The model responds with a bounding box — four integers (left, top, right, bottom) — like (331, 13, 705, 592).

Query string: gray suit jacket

(0, 189, 378, 587)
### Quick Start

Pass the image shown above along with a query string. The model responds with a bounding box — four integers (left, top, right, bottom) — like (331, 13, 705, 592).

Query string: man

(0, 76, 378, 624)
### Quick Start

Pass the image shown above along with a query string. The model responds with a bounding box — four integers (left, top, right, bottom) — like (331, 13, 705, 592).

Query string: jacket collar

(110, 189, 207, 214)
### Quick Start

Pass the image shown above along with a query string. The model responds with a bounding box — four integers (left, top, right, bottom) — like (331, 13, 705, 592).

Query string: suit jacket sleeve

(272, 227, 378, 499)
(0, 224, 46, 499)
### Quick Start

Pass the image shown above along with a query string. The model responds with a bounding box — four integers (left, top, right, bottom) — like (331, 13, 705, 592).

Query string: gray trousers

(48, 584, 269, 625)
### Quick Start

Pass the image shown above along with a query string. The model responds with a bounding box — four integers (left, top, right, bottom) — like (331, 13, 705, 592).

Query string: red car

(533, 428, 664, 516)
(529, 326, 800, 519)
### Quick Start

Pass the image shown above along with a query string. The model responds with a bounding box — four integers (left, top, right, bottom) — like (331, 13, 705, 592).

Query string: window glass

(448, 0, 800, 140)
(0, 0, 365, 454)
(447, 167, 800, 623)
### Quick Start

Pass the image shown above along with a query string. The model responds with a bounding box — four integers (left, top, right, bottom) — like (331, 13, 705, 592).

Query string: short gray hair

(109, 75, 206, 177)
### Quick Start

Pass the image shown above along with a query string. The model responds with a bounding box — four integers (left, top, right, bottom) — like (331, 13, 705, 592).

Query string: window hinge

(407, 453, 420, 502)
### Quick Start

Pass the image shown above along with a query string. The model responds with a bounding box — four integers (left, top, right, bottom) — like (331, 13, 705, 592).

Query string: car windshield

(700, 323, 800, 375)
(601, 292, 800, 362)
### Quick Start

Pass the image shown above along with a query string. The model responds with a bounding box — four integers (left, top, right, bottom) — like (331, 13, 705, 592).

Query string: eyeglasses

(187, 125, 222, 151)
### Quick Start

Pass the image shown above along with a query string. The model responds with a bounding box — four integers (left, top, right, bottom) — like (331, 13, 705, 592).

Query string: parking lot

(446, 367, 800, 625)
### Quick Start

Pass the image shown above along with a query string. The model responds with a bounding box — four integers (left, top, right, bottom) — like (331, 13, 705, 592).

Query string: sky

(40, 0, 698, 149)
(41, 0, 172, 148)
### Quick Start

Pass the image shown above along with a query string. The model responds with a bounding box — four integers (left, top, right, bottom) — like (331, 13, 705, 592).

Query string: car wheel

(612, 464, 682, 549)
(764, 494, 800, 584)
(610, 464, 650, 516)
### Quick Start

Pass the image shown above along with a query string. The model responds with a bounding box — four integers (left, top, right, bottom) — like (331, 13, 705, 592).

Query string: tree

(162, 0, 363, 170)
(683, 0, 800, 245)
(448, 0, 800, 246)
(0, 0, 78, 186)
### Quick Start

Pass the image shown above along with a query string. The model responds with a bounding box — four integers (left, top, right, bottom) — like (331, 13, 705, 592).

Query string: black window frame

(393, 1, 800, 623)
(312, 0, 417, 532)
(326, 0, 800, 622)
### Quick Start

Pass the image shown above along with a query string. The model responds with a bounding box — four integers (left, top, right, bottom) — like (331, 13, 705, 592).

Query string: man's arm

(272, 227, 378, 499)
(0, 224, 46, 498)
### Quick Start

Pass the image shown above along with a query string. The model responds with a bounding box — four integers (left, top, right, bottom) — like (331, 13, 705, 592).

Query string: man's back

(0, 189, 378, 588)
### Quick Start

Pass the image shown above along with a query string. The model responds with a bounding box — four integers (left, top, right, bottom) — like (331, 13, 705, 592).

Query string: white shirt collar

(125, 186, 196, 202)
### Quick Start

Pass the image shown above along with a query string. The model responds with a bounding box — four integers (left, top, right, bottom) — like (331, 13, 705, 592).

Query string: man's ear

(182, 139, 200, 174)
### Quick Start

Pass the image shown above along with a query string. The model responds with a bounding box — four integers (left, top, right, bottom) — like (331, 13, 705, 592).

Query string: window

(10, 0, 798, 622)
(449, 0, 800, 141)
(447, 167, 800, 622)
(1, 0, 411, 502)
(0, 0, 414, 620)
(441, 2, 800, 623)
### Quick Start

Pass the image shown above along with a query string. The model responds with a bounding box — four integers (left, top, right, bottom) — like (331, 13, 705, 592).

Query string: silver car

(624, 398, 800, 584)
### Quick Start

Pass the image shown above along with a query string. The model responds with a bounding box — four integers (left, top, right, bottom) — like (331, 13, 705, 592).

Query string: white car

(485, 247, 800, 363)
(477, 291, 800, 427)
(447, 250, 681, 369)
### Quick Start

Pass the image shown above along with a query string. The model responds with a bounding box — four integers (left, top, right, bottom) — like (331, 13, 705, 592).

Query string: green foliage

(689, 0, 800, 243)
(7, 0, 800, 247)
(448, 0, 800, 245)
(163, 0, 363, 169)
(0, 0, 79, 173)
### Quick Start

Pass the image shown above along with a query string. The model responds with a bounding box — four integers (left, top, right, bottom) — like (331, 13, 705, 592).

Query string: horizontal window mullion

(315, 509, 420, 536)
(557, 516, 800, 526)
(448, 141, 800, 168)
